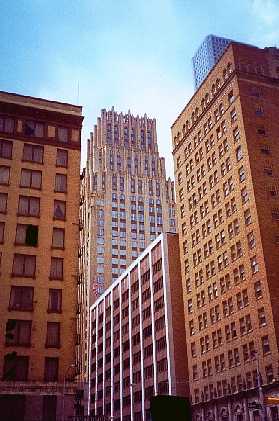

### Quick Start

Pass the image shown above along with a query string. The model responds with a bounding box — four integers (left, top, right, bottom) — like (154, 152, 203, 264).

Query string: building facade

(88, 233, 188, 421)
(192, 35, 232, 90)
(78, 108, 176, 382)
(172, 43, 279, 420)
(0, 91, 83, 420)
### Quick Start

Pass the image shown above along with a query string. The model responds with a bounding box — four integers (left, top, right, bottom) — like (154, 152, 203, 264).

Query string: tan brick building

(0, 91, 83, 420)
(172, 43, 279, 420)
(88, 233, 188, 421)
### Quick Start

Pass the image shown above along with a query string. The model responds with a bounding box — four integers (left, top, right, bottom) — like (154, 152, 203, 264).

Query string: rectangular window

(56, 149, 68, 167)
(22, 144, 43, 164)
(20, 169, 42, 189)
(52, 228, 65, 249)
(0, 166, 10, 185)
(55, 174, 67, 193)
(15, 224, 38, 246)
(0, 192, 8, 213)
(9, 286, 34, 311)
(57, 127, 68, 143)
(12, 254, 36, 277)
(18, 196, 40, 217)
(0, 117, 15, 133)
(24, 120, 44, 137)
(53, 200, 66, 220)
(0, 221, 5, 243)
(50, 257, 63, 280)
(44, 358, 59, 382)
(0, 139, 13, 159)
(3, 355, 29, 381)
(5, 319, 32, 346)
(46, 322, 60, 348)
(48, 289, 62, 313)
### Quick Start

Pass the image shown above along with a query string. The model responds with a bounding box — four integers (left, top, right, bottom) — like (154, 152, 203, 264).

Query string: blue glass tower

(192, 35, 232, 89)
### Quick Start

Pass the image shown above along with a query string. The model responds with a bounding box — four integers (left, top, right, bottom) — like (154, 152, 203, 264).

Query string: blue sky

(1, 0, 279, 176)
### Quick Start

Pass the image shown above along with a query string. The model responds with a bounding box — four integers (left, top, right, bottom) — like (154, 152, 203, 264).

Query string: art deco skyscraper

(173, 43, 279, 420)
(80, 108, 176, 302)
(78, 108, 176, 382)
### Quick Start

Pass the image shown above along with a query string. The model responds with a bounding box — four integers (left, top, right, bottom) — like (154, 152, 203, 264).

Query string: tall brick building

(172, 43, 279, 420)
(88, 233, 188, 421)
(0, 91, 83, 420)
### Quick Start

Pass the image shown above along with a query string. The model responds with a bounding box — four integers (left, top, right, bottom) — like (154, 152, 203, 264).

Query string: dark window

(5, 319, 32, 346)
(20, 169, 42, 189)
(0, 221, 5, 243)
(0, 166, 10, 185)
(52, 228, 65, 249)
(18, 196, 40, 217)
(0, 139, 13, 159)
(44, 358, 59, 381)
(53, 200, 66, 220)
(0, 192, 8, 213)
(55, 174, 67, 192)
(12, 254, 36, 278)
(50, 257, 63, 280)
(15, 224, 38, 246)
(3, 354, 29, 381)
(56, 149, 68, 167)
(24, 121, 44, 137)
(48, 289, 62, 313)
(46, 322, 60, 348)
(57, 127, 68, 143)
(9, 286, 34, 311)
(22, 144, 43, 163)
(0, 117, 14, 134)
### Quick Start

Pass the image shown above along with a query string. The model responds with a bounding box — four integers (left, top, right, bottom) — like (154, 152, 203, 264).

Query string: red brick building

(88, 233, 188, 421)
(172, 43, 279, 420)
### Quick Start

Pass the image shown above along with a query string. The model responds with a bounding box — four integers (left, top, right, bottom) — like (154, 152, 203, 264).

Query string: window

(251, 256, 259, 274)
(261, 335, 270, 355)
(0, 139, 13, 159)
(55, 174, 67, 193)
(52, 228, 65, 249)
(53, 200, 66, 220)
(0, 117, 14, 133)
(48, 289, 62, 313)
(15, 224, 38, 246)
(44, 357, 59, 382)
(241, 187, 249, 204)
(20, 169, 42, 189)
(228, 90, 235, 104)
(3, 355, 29, 381)
(18, 196, 40, 217)
(12, 254, 36, 277)
(244, 209, 252, 225)
(46, 322, 60, 348)
(238, 166, 245, 182)
(5, 319, 32, 346)
(56, 153, 69, 177)
(57, 127, 68, 143)
(0, 221, 4, 243)
(254, 281, 262, 299)
(50, 257, 63, 280)
(236, 146, 243, 161)
(258, 307, 267, 326)
(0, 166, 10, 185)
(9, 286, 34, 311)
(0, 192, 8, 213)
(22, 144, 43, 164)
(24, 120, 44, 137)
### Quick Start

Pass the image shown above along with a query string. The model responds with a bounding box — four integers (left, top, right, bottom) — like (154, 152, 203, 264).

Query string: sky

(1, 0, 279, 177)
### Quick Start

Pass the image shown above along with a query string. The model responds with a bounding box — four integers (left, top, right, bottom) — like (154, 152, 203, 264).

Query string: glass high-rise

(192, 34, 232, 89)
